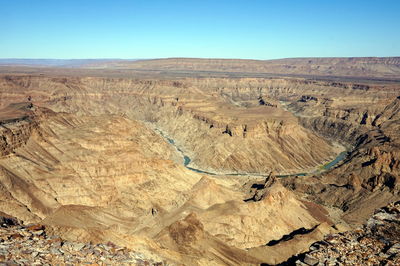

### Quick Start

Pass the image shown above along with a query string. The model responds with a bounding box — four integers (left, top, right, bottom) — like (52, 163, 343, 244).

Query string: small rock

(8, 233, 23, 240)
(295, 260, 308, 266)
(387, 243, 400, 255)
(32, 230, 44, 236)
(71, 242, 85, 251)
(26, 224, 45, 231)
(303, 254, 319, 265)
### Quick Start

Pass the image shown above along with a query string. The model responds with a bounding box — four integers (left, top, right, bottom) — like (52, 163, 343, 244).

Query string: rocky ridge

(295, 201, 400, 265)
(0, 214, 163, 265)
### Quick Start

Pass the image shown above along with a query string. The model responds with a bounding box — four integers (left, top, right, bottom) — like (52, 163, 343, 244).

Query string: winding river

(152, 126, 349, 178)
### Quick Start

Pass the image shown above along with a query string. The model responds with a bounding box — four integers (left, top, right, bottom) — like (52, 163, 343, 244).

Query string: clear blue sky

(1, 0, 399, 59)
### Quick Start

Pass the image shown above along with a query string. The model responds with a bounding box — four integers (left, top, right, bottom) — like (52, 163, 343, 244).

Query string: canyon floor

(0, 58, 399, 265)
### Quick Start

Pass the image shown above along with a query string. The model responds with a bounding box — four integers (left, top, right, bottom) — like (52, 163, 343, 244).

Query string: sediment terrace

(0, 72, 398, 265)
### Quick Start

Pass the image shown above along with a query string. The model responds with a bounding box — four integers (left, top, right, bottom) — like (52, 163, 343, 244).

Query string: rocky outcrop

(258, 96, 277, 107)
(0, 103, 40, 156)
(0, 217, 163, 265)
(299, 95, 318, 103)
(295, 201, 400, 265)
(155, 213, 262, 265)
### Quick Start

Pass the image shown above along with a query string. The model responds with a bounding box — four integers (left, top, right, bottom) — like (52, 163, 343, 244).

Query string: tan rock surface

(0, 66, 398, 264)
(0, 76, 343, 175)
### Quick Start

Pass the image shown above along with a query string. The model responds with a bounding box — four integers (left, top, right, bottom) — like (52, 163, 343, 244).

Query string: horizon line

(1, 56, 400, 61)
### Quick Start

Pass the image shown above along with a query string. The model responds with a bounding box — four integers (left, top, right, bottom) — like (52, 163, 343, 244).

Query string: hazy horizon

(0, 56, 399, 61)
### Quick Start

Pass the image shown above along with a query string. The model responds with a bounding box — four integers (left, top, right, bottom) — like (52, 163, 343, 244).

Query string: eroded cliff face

(0, 103, 41, 156)
(0, 74, 398, 265)
(277, 82, 400, 225)
(0, 103, 336, 265)
(0, 76, 342, 175)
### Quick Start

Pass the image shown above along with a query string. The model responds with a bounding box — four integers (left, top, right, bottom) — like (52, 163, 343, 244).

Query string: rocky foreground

(0, 215, 163, 265)
(1, 202, 398, 266)
(295, 201, 400, 266)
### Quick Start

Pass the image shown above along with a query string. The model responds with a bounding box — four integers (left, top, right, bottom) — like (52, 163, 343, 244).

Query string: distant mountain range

(1, 57, 399, 79)
(98, 57, 400, 79)
(0, 59, 139, 67)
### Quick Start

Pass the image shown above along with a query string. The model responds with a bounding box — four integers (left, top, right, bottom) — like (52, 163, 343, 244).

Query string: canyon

(0, 58, 399, 265)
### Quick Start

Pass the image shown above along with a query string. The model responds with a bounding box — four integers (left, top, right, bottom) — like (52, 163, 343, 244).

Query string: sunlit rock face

(0, 76, 342, 175)
(0, 70, 398, 265)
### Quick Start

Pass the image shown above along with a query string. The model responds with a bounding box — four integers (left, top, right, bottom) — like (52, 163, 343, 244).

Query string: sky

(1, 0, 399, 59)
